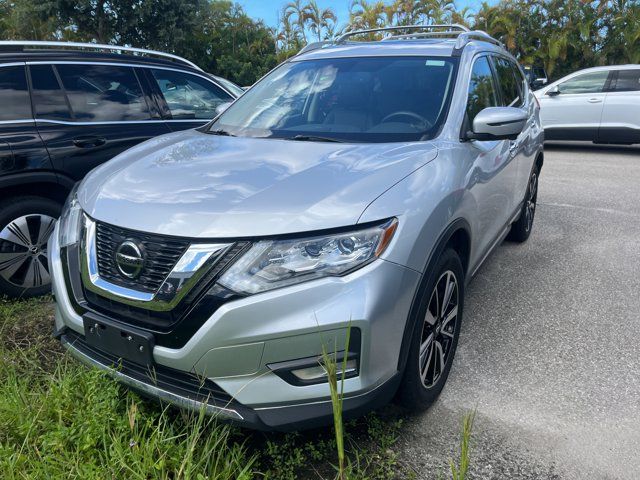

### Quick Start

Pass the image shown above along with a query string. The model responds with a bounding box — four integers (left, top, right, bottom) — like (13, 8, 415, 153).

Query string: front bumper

(50, 222, 421, 430)
(58, 327, 402, 430)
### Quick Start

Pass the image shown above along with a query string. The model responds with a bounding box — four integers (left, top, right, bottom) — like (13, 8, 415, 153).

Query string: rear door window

(0, 66, 31, 121)
(466, 56, 499, 124)
(55, 64, 150, 121)
(150, 69, 233, 120)
(30, 64, 72, 120)
(611, 70, 640, 92)
(557, 71, 609, 94)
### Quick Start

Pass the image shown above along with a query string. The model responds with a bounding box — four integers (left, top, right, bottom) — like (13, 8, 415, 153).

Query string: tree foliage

(277, 0, 640, 81)
(0, 0, 638, 85)
(0, 0, 277, 86)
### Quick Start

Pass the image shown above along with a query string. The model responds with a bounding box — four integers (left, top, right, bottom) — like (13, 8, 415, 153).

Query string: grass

(320, 326, 351, 479)
(450, 410, 476, 480)
(0, 296, 411, 479)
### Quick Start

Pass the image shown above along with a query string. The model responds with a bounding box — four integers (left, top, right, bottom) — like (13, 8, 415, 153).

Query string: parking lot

(399, 143, 640, 479)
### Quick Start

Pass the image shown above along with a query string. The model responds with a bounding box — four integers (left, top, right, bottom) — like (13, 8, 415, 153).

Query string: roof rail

(383, 29, 503, 49)
(454, 30, 503, 49)
(336, 24, 469, 43)
(297, 40, 333, 55)
(0, 41, 202, 71)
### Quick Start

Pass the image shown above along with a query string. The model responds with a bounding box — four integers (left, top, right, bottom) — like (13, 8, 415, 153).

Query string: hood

(79, 129, 438, 238)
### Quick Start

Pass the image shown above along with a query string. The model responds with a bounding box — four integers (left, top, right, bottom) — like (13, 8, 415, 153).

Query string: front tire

(0, 196, 62, 298)
(398, 248, 464, 409)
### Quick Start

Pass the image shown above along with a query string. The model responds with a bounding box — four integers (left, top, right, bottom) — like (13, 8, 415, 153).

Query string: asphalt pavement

(398, 143, 640, 479)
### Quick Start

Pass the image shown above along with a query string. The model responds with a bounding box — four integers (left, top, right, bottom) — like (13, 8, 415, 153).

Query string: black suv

(0, 41, 239, 298)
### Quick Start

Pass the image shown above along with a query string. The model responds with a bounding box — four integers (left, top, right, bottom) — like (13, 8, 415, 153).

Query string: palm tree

(450, 6, 473, 29)
(284, 0, 308, 43)
(276, 8, 301, 52)
(303, 0, 337, 42)
(348, 0, 386, 31)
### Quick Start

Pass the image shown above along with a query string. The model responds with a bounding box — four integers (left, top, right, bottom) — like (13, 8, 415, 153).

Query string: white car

(534, 65, 640, 144)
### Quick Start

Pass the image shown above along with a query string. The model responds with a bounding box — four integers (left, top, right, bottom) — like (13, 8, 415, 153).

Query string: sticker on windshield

(425, 60, 446, 67)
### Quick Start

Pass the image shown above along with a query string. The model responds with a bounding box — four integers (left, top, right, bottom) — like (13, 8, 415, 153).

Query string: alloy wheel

(418, 270, 459, 388)
(0, 214, 56, 288)
(524, 172, 538, 233)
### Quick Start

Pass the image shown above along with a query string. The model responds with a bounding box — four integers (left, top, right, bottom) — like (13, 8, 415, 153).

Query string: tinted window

(209, 56, 459, 143)
(0, 66, 31, 121)
(612, 70, 640, 92)
(56, 64, 150, 121)
(30, 65, 71, 120)
(558, 71, 608, 94)
(466, 56, 499, 123)
(151, 70, 233, 120)
(214, 76, 244, 97)
(494, 57, 524, 107)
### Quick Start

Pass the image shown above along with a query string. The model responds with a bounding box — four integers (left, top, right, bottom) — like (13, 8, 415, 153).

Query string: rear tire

(0, 196, 62, 298)
(508, 165, 539, 243)
(398, 248, 464, 410)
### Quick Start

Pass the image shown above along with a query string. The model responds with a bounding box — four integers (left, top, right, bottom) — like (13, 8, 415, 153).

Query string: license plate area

(83, 313, 154, 367)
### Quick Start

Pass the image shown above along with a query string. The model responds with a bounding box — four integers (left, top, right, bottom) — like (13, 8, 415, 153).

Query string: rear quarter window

(611, 70, 640, 92)
(0, 66, 31, 121)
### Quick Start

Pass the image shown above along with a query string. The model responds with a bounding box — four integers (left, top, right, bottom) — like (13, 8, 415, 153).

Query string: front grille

(95, 222, 190, 293)
(82, 242, 248, 333)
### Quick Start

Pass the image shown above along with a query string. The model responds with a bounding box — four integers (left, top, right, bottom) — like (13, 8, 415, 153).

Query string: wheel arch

(396, 217, 471, 374)
(0, 172, 75, 206)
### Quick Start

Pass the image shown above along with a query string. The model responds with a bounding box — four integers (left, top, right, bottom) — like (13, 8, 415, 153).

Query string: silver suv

(49, 25, 544, 430)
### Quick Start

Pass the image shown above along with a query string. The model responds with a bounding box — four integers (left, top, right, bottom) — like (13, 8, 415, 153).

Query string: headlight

(218, 218, 398, 295)
(58, 185, 83, 248)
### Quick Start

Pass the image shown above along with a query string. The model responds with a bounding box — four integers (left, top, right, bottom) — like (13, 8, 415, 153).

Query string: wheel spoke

(0, 252, 29, 280)
(419, 332, 433, 369)
(0, 217, 31, 248)
(435, 340, 445, 378)
(530, 175, 538, 199)
(424, 308, 437, 326)
(23, 256, 50, 288)
(441, 272, 455, 317)
(441, 305, 458, 338)
(35, 216, 56, 246)
(420, 343, 434, 384)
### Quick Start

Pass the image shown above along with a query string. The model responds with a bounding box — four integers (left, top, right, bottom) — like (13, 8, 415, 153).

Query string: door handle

(587, 98, 603, 103)
(73, 136, 107, 148)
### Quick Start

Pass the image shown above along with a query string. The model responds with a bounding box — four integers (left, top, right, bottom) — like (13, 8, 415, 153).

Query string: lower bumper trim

(61, 332, 245, 422)
(60, 330, 402, 431)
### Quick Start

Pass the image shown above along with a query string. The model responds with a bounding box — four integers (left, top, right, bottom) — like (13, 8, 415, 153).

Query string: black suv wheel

(0, 197, 61, 298)
(398, 248, 464, 409)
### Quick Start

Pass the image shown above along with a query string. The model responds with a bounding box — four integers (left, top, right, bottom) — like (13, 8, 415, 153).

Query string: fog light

(291, 359, 358, 381)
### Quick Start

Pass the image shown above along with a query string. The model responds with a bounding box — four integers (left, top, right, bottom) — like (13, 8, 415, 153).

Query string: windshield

(208, 56, 459, 143)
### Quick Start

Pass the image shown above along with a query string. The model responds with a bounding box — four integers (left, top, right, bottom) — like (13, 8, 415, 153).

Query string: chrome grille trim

(81, 215, 232, 311)
(95, 221, 189, 293)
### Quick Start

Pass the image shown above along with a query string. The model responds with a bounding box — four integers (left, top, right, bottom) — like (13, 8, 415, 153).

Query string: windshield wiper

(209, 128, 235, 137)
(286, 134, 345, 143)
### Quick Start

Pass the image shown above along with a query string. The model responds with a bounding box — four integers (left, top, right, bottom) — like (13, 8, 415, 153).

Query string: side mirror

(546, 85, 560, 96)
(468, 107, 527, 141)
(215, 102, 232, 116)
(536, 77, 548, 85)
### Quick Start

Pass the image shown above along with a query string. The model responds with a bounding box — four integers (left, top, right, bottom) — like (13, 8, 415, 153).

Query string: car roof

(293, 38, 508, 62)
(572, 64, 640, 73)
(0, 50, 203, 74)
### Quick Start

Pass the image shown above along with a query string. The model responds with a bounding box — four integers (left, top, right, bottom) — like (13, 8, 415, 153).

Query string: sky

(237, 0, 491, 29)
